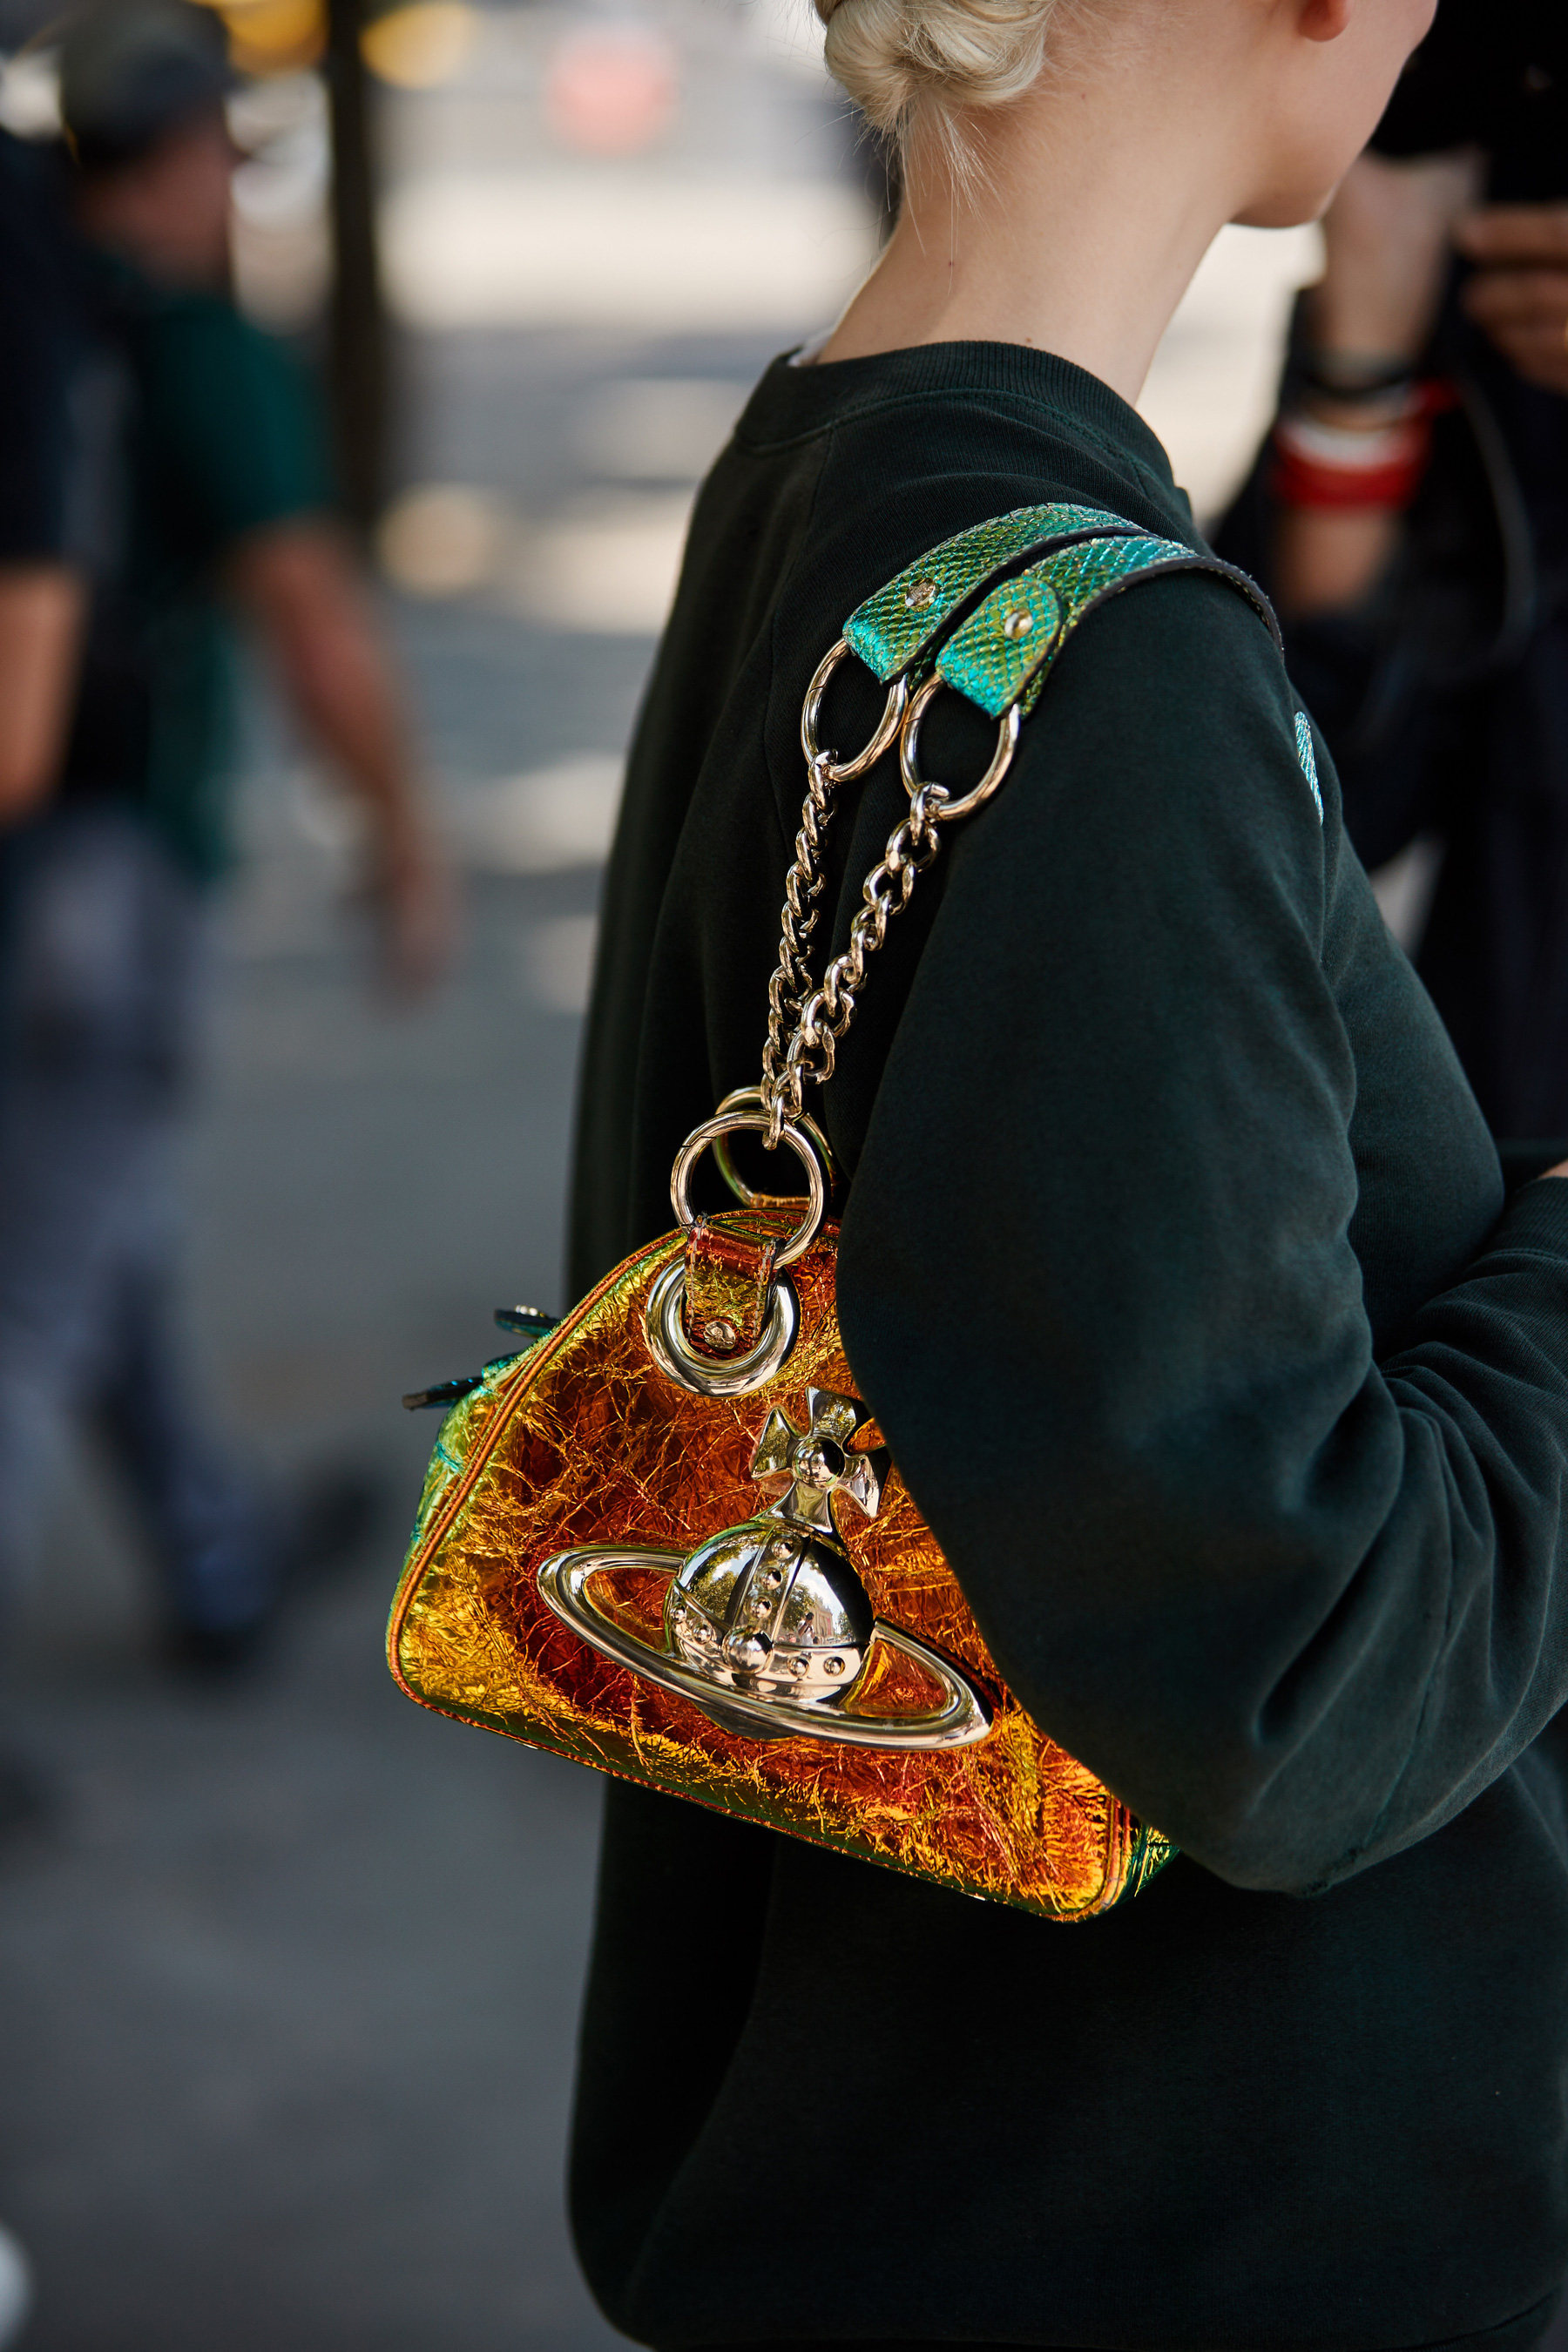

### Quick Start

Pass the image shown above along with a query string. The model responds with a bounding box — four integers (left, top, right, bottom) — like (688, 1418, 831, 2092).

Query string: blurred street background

(0, 3, 1318, 2343)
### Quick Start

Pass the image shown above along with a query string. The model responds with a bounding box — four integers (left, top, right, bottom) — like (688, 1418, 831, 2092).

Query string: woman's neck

(817, 33, 1254, 401)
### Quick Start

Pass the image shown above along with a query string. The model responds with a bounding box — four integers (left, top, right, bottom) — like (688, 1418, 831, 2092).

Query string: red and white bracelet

(1270, 382, 1454, 511)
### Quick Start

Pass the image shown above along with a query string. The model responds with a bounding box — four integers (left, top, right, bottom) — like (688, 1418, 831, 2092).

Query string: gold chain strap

(667, 522, 1274, 1341)
(758, 648, 1017, 1147)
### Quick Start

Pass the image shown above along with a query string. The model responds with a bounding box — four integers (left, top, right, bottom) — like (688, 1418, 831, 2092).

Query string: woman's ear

(1299, 0, 1354, 42)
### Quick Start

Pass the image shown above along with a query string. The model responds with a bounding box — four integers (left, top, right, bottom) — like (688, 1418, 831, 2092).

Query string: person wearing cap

(0, 0, 452, 1667)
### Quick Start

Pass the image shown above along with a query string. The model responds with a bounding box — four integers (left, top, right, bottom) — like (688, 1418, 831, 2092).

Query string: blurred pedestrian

(1217, 0, 1568, 1139)
(0, 0, 451, 1670)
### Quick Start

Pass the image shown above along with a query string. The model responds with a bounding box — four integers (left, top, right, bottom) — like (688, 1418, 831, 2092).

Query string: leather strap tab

(936, 536, 1283, 720)
(682, 1220, 779, 1356)
(841, 501, 1135, 682)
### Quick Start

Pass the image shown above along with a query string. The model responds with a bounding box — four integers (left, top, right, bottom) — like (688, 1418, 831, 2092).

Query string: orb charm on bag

(389, 502, 1282, 1919)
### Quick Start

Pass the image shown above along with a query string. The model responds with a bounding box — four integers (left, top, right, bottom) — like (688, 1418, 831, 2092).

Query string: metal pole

(325, 0, 388, 533)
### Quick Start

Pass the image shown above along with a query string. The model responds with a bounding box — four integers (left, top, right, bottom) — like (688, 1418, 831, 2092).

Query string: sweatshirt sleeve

(836, 567, 1568, 1896)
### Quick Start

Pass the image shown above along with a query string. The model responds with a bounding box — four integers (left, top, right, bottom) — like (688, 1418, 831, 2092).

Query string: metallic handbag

(389, 503, 1281, 1921)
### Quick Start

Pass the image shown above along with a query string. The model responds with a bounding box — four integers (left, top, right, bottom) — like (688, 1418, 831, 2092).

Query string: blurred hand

(1455, 205, 1568, 395)
(233, 520, 456, 1000)
(362, 823, 458, 998)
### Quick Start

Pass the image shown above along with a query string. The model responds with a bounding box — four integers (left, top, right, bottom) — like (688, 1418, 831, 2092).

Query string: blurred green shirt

(65, 255, 334, 879)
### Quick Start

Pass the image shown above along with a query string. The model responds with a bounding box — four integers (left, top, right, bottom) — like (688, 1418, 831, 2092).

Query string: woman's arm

(838, 571, 1568, 1896)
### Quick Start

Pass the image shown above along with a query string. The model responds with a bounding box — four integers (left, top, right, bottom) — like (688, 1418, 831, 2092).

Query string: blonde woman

(566, 1, 1568, 2345)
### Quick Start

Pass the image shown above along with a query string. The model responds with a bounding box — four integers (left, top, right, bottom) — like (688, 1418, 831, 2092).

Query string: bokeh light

(376, 484, 511, 597)
(545, 24, 678, 158)
(211, 0, 327, 77)
(362, 3, 478, 90)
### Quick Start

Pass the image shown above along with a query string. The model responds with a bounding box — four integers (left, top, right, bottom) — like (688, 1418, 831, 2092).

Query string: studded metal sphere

(664, 1514, 874, 1707)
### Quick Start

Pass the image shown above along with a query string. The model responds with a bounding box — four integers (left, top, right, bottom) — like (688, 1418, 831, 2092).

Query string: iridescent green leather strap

(841, 504, 1282, 723)
(936, 533, 1283, 719)
(841, 502, 1138, 683)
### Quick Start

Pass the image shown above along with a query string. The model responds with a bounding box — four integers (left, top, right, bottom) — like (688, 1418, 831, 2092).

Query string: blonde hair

(815, 0, 1071, 157)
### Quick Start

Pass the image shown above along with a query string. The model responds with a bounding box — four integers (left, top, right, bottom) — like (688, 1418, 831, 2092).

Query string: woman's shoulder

(713, 355, 1258, 715)
(754, 453, 1298, 818)
(1028, 557, 1317, 846)
(683, 350, 1315, 871)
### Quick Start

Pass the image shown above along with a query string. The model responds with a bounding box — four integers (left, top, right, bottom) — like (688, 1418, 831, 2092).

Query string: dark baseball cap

(58, 1, 236, 169)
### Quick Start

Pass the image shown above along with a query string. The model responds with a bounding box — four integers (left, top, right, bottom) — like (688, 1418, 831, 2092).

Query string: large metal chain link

(757, 633, 1024, 1146)
(760, 748, 839, 1125)
(760, 761, 953, 1145)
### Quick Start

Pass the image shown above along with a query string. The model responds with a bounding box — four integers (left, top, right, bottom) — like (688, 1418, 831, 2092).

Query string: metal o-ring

(670, 1110, 828, 1271)
(801, 639, 909, 782)
(645, 1260, 800, 1398)
(710, 1087, 835, 1209)
(899, 674, 1023, 821)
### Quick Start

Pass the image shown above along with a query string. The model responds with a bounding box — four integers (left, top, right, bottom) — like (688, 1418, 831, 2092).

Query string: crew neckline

(736, 337, 1176, 490)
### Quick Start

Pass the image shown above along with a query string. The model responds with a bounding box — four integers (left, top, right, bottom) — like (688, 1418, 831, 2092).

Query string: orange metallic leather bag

(389, 504, 1281, 1920)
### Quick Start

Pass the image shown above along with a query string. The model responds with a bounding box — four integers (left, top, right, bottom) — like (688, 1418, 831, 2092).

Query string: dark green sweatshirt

(566, 342, 1568, 2352)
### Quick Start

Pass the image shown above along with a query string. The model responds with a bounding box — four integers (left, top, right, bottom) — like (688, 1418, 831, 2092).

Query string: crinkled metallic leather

(389, 1210, 1174, 1921)
(682, 1218, 777, 1352)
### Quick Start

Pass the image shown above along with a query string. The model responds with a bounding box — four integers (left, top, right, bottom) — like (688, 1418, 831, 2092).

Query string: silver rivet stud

(1002, 605, 1033, 640)
(903, 578, 936, 611)
(824, 1656, 846, 1676)
(701, 1317, 738, 1352)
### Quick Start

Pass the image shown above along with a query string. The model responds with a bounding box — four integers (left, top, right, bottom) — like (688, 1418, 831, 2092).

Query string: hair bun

(814, 0, 1059, 144)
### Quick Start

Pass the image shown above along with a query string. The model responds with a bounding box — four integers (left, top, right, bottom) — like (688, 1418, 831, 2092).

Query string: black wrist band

(1298, 349, 1418, 402)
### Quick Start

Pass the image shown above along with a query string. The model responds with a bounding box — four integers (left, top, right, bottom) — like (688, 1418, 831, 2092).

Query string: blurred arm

(227, 518, 453, 990)
(1274, 150, 1477, 621)
(0, 564, 84, 822)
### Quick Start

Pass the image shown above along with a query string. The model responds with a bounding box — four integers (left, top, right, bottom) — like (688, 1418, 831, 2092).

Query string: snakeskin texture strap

(936, 535, 1284, 720)
(841, 501, 1139, 683)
